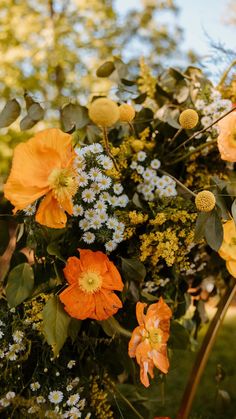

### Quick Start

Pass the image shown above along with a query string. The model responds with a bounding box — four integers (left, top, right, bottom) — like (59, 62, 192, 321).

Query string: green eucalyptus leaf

(5, 263, 34, 307)
(61, 103, 89, 132)
(20, 115, 36, 131)
(121, 257, 146, 283)
(43, 295, 71, 357)
(28, 103, 45, 121)
(204, 209, 223, 251)
(96, 61, 115, 77)
(0, 99, 21, 128)
(194, 212, 210, 242)
(134, 92, 147, 104)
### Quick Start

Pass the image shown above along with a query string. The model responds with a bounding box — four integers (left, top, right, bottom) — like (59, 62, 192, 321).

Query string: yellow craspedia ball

(88, 98, 119, 127)
(195, 191, 216, 212)
(179, 109, 199, 129)
(131, 139, 144, 152)
(119, 103, 136, 122)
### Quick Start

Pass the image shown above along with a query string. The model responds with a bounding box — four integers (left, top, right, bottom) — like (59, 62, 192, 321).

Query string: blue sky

(115, 0, 235, 78)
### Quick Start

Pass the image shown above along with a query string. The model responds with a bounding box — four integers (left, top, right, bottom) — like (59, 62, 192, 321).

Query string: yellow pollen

(48, 167, 78, 202)
(149, 328, 162, 345)
(78, 271, 102, 293)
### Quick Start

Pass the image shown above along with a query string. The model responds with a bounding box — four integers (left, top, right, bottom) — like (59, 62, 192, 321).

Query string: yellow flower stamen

(79, 271, 102, 293)
(48, 167, 78, 202)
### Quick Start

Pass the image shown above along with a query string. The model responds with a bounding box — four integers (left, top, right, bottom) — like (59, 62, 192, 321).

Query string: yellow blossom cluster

(90, 376, 114, 419)
(24, 294, 50, 332)
(138, 57, 156, 99)
(129, 211, 148, 224)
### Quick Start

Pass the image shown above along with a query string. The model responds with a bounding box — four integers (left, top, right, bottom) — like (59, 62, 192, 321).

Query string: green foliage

(5, 263, 34, 307)
(121, 257, 146, 283)
(0, 99, 20, 128)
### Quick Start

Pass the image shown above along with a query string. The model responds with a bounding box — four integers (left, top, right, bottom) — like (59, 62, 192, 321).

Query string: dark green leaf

(24, 93, 35, 111)
(0, 99, 21, 128)
(120, 78, 136, 86)
(68, 318, 82, 343)
(96, 61, 115, 77)
(0, 220, 10, 255)
(204, 209, 223, 251)
(20, 115, 36, 131)
(121, 257, 146, 283)
(61, 103, 89, 132)
(47, 243, 66, 262)
(99, 316, 131, 338)
(43, 295, 71, 357)
(134, 92, 147, 104)
(5, 263, 34, 307)
(194, 212, 210, 242)
(28, 103, 44, 121)
(169, 321, 189, 349)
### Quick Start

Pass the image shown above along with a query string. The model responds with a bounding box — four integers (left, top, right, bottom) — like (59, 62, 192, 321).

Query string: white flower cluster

(195, 88, 232, 140)
(73, 143, 128, 252)
(130, 152, 177, 200)
(0, 328, 26, 362)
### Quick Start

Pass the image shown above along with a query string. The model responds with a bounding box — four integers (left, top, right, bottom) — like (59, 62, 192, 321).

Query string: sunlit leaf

(96, 61, 115, 77)
(5, 263, 34, 307)
(0, 99, 21, 128)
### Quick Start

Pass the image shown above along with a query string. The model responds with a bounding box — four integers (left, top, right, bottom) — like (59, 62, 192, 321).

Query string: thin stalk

(166, 139, 217, 165)
(158, 169, 196, 197)
(171, 107, 236, 154)
(112, 384, 144, 419)
(176, 280, 236, 419)
(169, 127, 183, 145)
(217, 60, 236, 89)
(129, 121, 137, 137)
(102, 127, 119, 171)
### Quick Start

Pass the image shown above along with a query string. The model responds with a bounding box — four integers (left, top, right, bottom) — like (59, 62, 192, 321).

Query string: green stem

(102, 127, 119, 171)
(113, 385, 144, 419)
(167, 139, 217, 165)
(158, 169, 196, 197)
(176, 279, 236, 419)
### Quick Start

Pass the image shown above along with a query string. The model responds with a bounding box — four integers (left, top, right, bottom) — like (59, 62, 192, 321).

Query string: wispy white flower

(105, 241, 117, 252)
(100, 192, 111, 202)
(150, 159, 161, 169)
(142, 168, 156, 181)
(107, 217, 119, 229)
(95, 200, 107, 212)
(82, 232, 95, 244)
(48, 390, 63, 404)
(113, 183, 123, 195)
(0, 331, 4, 339)
(116, 194, 129, 207)
(136, 165, 144, 174)
(108, 195, 119, 206)
(116, 222, 125, 233)
(130, 160, 138, 169)
(30, 382, 41, 391)
(67, 360, 76, 369)
(24, 203, 36, 216)
(73, 205, 84, 217)
(66, 385, 73, 392)
(137, 151, 147, 162)
(90, 182, 101, 194)
(90, 217, 103, 230)
(36, 396, 46, 404)
(84, 209, 96, 220)
(6, 392, 16, 400)
(12, 330, 24, 343)
(79, 219, 90, 231)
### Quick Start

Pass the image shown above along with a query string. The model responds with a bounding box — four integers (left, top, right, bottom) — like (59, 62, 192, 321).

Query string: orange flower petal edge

(218, 220, 236, 278)
(128, 298, 172, 387)
(217, 110, 236, 162)
(4, 128, 77, 229)
(59, 249, 124, 321)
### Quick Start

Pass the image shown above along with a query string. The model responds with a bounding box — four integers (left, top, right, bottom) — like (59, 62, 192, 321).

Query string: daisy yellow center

(48, 167, 78, 202)
(78, 270, 102, 293)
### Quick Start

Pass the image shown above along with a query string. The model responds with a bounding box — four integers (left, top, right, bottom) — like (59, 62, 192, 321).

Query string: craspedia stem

(102, 127, 119, 171)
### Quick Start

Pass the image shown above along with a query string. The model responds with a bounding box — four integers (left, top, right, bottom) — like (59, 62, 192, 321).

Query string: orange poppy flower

(217, 110, 236, 162)
(4, 128, 78, 229)
(59, 249, 124, 321)
(128, 298, 172, 387)
(218, 219, 236, 277)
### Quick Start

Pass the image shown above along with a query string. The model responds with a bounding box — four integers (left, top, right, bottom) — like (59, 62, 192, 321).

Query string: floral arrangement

(0, 59, 236, 419)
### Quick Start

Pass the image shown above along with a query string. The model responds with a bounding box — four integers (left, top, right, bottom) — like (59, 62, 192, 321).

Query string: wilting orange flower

(59, 249, 124, 320)
(128, 298, 172, 387)
(218, 220, 236, 277)
(4, 128, 78, 229)
(217, 110, 236, 162)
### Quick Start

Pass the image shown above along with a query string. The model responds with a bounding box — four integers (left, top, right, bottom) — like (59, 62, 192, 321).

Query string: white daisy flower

(164, 185, 178, 196)
(108, 195, 119, 206)
(130, 160, 138, 170)
(90, 143, 103, 153)
(142, 168, 156, 181)
(96, 211, 108, 223)
(82, 189, 96, 203)
(67, 360, 76, 369)
(82, 232, 95, 244)
(73, 205, 84, 217)
(77, 172, 89, 187)
(142, 184, 154, 194)
(90, 182, 101, 194)
(113, 183, 123, 195)
(116, 222, 125, 233)
(136, 165, 144, 174)
(30, 382, 41, 391)
(24, 203, 36, 216)
(48, 390, 63, 404)
(67, 394, 81, 406)
(97, 155, 113, 170)
(107, 217, 119, 229)
(161, 175, 175, 186)
(36, 396, 46, 404)
(144, 192, 155, 201)
(112, 231, 124, 243)
(89, 168, 102, 181)
(137, 151, 147, 161)
(98, 175, 112, 190)
(116, 194, 129, 207)
(79, 219, 90, 231)
(84, 209, 96, 220)
(6, 392, 16, 400)
(201, 116, 212, 127)
(90, 217, 103, 230)
(155, 178, 168, 190)
(74, 157, 85, 172)
(95, 200, 107, 212)
(105, 241, 117, 252)
(100, 192, 111, 202)
(150, 159, 161, 169)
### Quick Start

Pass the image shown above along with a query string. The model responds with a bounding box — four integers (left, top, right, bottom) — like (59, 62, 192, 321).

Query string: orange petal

(139, 358, 154, 388)
(226, 260, 236, 278)
(36, 192, 67, 228)
(4, 181, 49, 211)
(92, 290, 122, 320)
(146, 298, 172, 323)
(136, 302, 147, 326)
(63, 256, 83, 285)
(78, 249, 108, 275)
(102, 262, 124, 291)
(151, 347, 169, 374)
(59, 284, 94, 320)
(128, 326, 143, 358)
(34, 128, 75, 167)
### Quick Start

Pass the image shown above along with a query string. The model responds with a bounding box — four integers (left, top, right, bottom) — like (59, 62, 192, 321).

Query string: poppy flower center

(78, 270, 102, 293)
(48, 167, 78, 202)
(148, 328, 162, 345)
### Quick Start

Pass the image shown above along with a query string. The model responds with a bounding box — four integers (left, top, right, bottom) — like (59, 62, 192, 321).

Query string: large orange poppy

(128, 298, 172, 387)
(59, 249, 124, 321)
(218, 219, 236, 278)
(217, 110, 236, 162)
(4, 128, 77, 229)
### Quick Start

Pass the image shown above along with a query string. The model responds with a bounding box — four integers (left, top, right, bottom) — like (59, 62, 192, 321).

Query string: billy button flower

(195, 190, 216, 212)
(119, 103, 136, 123)
(179, 109, 199, 129)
